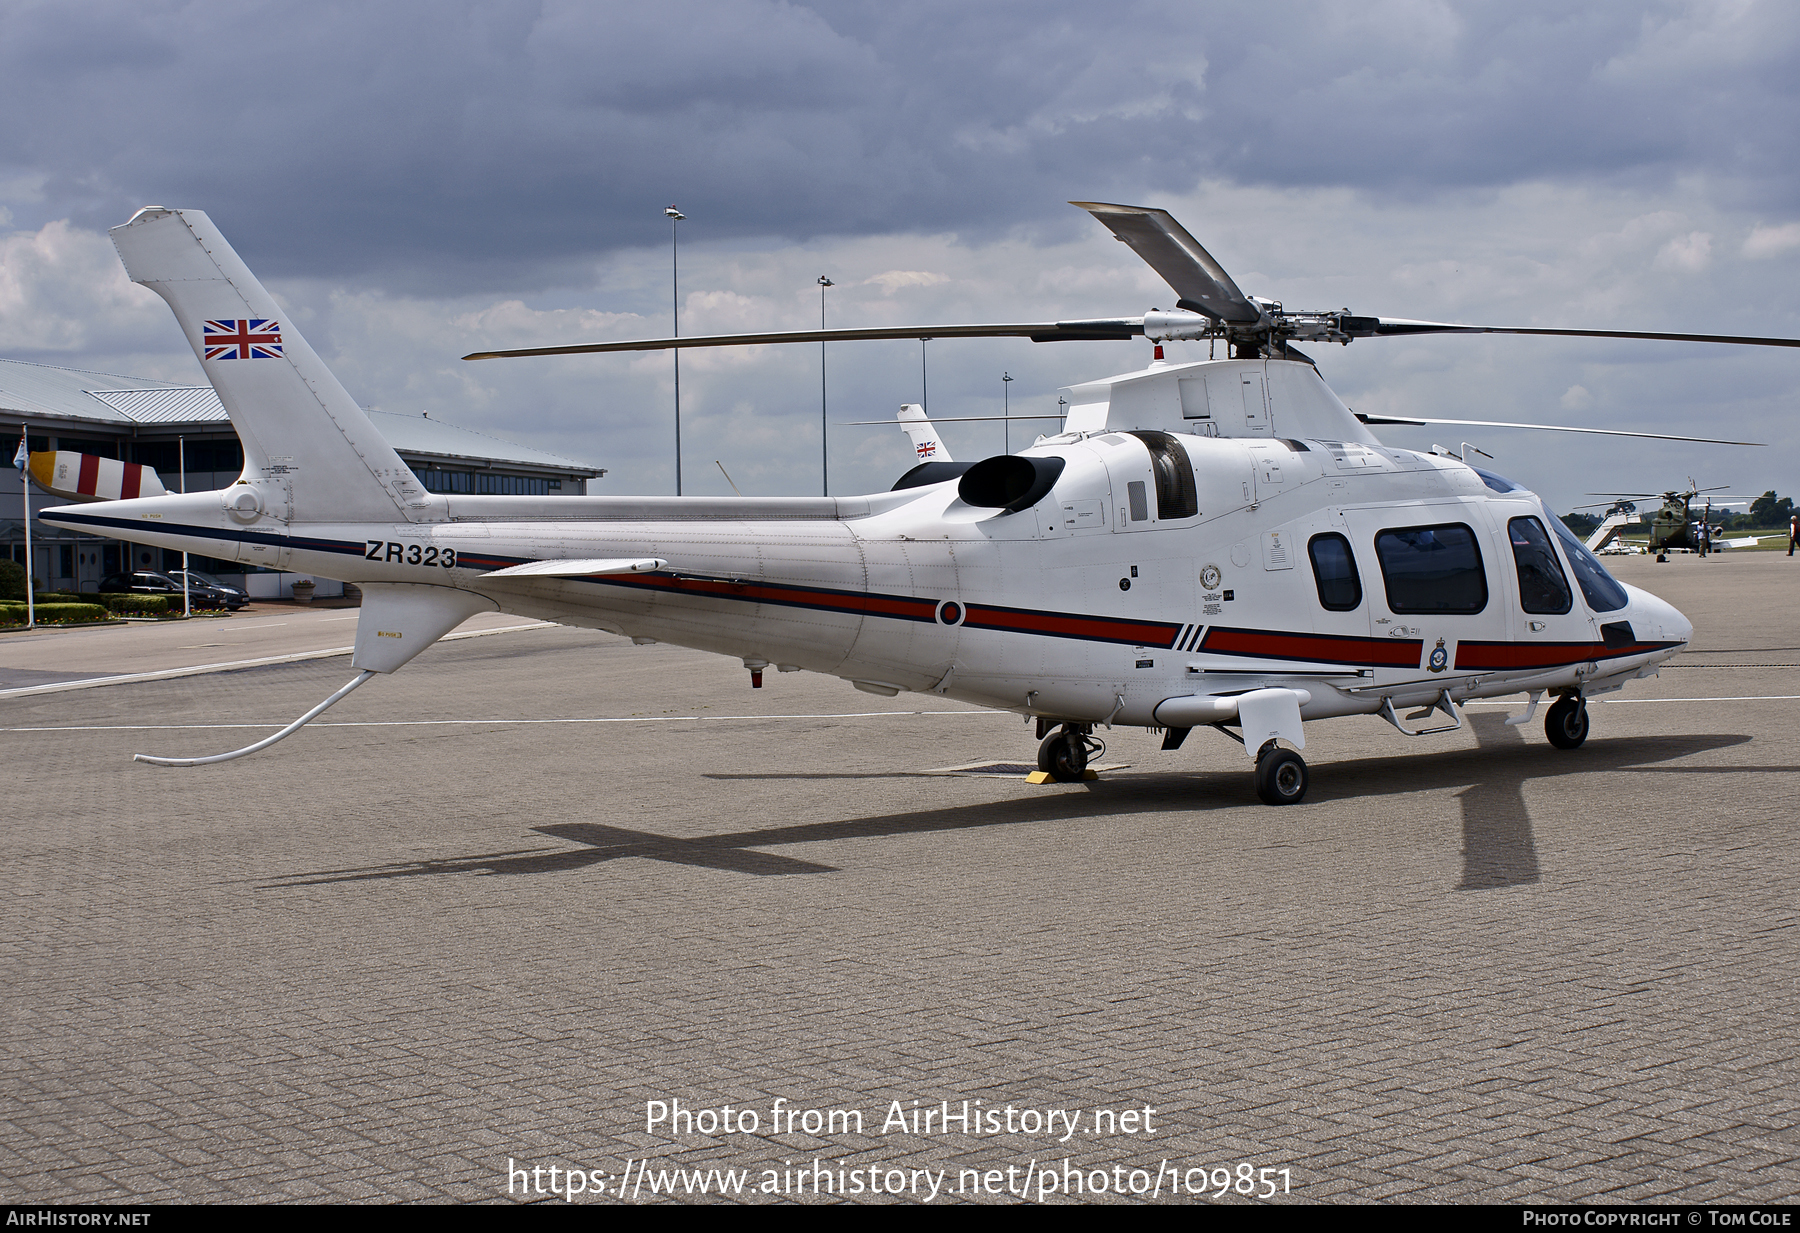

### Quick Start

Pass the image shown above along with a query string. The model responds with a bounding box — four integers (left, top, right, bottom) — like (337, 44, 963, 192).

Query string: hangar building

(2, 358, 605, 594)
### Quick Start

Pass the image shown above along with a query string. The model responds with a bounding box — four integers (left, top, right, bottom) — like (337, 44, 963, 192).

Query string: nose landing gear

(1545, 695, 1590, 749)
(1036, 724, 1100, 783)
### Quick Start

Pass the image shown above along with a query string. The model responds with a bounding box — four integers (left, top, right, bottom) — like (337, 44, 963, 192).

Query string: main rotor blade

(1341, 317, 1800, 349)
(1356, 413, 1765, 446)
(464, 319, 1144, 360)
(1072, 201, 1262, 324)
(841, 415, 1066, 424)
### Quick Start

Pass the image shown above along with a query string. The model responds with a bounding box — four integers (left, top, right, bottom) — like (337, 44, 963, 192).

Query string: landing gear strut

(1037, 724, 1095, 783)
(1253, 741, 1309, 806)
(1545, 695, 1589, 749)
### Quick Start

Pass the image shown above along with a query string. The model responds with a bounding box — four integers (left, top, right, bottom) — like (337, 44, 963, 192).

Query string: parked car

(98, 571, 231, 611)
(165, 568, 251, 610)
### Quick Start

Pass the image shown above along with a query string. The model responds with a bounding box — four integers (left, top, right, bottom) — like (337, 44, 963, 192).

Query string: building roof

(367, 410, 599, 474)
(0, 357, 600, 475)
(0, 358, 195, 423)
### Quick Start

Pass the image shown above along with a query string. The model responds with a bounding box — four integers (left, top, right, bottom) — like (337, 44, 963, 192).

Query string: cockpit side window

(1549, 510, 1631, 612)
(1308, 533, 1363, 611)
(1507, 517, 1573, 614)
(1125, 431, 1198, 520)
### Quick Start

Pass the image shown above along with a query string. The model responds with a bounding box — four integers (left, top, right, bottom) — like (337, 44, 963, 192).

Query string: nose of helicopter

(1621, 583, 1692, 649)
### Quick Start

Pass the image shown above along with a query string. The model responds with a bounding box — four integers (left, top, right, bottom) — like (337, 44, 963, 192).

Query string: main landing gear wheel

(1254, 742, 1308, 806)
(1037, 727, 1090, 783)
(1545, 696, 1590, 750)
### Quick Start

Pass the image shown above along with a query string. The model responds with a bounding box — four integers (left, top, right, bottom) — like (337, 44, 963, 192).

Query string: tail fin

(897, 403, 952, 462)
(108, 208, 428, 522)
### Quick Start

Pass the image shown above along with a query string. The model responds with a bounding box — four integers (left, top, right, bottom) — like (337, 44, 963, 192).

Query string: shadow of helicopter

(263, 723, 1763, 889)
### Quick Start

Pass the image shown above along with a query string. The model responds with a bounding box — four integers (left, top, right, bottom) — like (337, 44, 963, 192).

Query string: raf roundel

(935, 599, 965, 627)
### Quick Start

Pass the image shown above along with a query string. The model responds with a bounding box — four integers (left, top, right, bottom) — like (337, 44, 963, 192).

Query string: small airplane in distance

(36, 203, 1795, 803)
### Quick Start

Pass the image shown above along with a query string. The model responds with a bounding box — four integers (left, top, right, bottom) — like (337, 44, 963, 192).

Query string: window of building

(412, 468, 474, 493)
(475, 473, 550, 496)
(57, 437, 118, 458)
(132, 442, 182, 471)
(1507, 517, 1572, 614)
(1373, 523, 1488, 614)
(186, 439, 244, 473)
(1308, 533, 1363, 611)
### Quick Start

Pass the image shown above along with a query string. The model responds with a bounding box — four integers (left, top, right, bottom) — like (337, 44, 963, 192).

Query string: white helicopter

(40, 204, 1795, 803)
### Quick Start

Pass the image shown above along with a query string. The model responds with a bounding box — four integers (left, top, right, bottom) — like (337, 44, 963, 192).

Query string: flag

(203, 318, 284, 360)
(13, 432, 24, 471)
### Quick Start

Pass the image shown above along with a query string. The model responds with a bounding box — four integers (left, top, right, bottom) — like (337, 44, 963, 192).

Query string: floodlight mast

(665, 205, 685, 495)
(819, 275, 833, 496)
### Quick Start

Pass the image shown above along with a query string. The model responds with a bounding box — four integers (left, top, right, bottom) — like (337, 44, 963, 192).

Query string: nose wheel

(1036, 725, 1096, 783)
(1545, 695, 1589, 749)
(1253, 742, 1309, 806)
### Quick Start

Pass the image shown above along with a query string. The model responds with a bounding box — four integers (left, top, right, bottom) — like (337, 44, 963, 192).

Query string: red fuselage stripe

(1454, 640, 1679, 670)
(1201, 627, 1422, 667)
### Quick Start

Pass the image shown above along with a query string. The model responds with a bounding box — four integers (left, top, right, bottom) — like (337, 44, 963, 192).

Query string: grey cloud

(4, 1, 1793, 297)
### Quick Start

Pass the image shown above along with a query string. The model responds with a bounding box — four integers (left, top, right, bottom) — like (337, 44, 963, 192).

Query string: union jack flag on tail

(203, 318, 283, 360)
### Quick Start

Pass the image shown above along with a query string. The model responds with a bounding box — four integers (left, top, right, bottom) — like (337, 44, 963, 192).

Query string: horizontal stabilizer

(28, 451, 168, 502)
(479, 557, 669, 579)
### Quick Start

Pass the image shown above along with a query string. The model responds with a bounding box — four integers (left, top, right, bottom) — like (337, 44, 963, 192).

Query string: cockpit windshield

(1471, 466, 1532, 495)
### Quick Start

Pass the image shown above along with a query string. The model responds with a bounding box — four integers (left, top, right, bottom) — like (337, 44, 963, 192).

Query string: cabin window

(1373, 523, 1488, 614)
(1125, 431, 1199, 520)
(1307, 533, 1363, 611)
(1507, 517, 1572, 614)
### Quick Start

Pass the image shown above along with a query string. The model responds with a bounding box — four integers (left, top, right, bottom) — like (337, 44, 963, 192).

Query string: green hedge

(0, 602, 112, 624)
(97, 593, 171, 615)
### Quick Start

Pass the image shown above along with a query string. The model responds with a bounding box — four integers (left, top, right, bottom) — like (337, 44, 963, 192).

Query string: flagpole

(17, 426, 33, 630)
(179, 436, 190, 617)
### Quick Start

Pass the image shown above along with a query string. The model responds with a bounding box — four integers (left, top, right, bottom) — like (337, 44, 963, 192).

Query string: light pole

(1002, 371, 1013, 454)
(920, 337, 930, 414)
(14, 425, 32, 629)
(818, 276, 833, 496)
(665, 205, 685, 496)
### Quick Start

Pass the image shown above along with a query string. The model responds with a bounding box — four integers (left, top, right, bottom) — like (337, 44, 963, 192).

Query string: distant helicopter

(1579, 484, 1761, 561)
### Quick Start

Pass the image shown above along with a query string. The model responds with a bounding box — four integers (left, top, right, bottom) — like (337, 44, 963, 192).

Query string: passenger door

(1344, 506, 1507, 679)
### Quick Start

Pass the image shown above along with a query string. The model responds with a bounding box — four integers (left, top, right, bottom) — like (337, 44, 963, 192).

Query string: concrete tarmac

(2, 551, 1795, 1203)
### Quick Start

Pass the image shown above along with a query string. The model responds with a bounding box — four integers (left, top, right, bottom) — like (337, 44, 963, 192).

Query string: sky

(2, 0, 1798, 514)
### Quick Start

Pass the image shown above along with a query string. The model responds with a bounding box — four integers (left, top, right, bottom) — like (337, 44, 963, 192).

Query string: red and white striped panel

(27, 451, 169, 503)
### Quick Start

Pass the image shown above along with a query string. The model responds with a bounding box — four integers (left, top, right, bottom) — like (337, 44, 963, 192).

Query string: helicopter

(1578, 484, 1765, 561)
(35, 203, 1799, 805)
